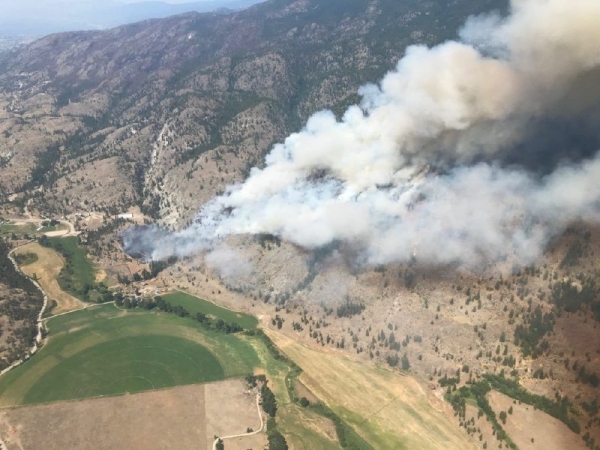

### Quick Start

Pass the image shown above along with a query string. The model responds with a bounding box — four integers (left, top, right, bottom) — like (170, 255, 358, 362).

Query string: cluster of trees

(0, 242, 41, 296)
(21, 143, 61, 191)
(40, 219, 60, 228)
(336, 298, 365, 318)
(576, 365, 599, 388)
(13, 252, 37, 267)
(85, 218, 128, 249)
(130, 259, 177, 282)
(551, 277, 600, 320)
(513, 306, 554, 358)
(252, 330, 372, 450)
(245, 329, 293, 364)
(446, 372, 583, 447)
(386, 352, 410, 371)
(560, 241, 585, 268)
(244, 373, 267, 388)
(258, 233, 282, 250)
(256, 378, 288, 450)
(439, 374, 460, 387)
(261, 382, 277, 417)
(582, 399, 599, 417)
(271, 315, 284, 329)
(117, 295, 243, 334)
(446, 381, 516, 449)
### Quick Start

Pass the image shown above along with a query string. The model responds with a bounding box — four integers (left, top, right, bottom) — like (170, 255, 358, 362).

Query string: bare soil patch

(488, 390, 586, 450)
(0, 379, 263, 450)
(14, 243, 84, 314)
(204, 379, 266, 450)
(95, 269, 107, 283)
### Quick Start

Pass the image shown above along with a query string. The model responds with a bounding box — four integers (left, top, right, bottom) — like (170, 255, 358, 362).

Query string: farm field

(244, 333, 346, 450)
(0, 379, 266, 450)
(41, 236, 101, 301)
(0, 304, 346, 449)
(0, 241, 355, 450)
(0, 304, 260, 407)
(276, 402, 343, 450)
(14, 242, 84, 314)
(267, 330, 476, 450)
(162, 290, 258, 330)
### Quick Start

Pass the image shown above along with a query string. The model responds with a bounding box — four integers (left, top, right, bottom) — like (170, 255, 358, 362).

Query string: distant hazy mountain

(0, 0, 262, 36)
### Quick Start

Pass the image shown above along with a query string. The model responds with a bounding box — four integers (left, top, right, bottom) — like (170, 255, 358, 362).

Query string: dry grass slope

(267, 330, 475, 450)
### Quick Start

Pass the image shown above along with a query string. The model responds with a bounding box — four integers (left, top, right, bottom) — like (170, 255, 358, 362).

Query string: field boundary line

(43, 301, 116, 322)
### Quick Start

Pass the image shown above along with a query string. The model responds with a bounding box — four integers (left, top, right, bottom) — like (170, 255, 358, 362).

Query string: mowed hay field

(268, 330, 475, 450)
(14, 242, 84, 314)
(0, 379, 266, 450)
(0, 304, 261, 407)
(162, 291, 259, 330)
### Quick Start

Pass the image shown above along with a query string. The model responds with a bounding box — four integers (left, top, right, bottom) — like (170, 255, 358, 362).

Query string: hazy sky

(0, 0, 259, 35)
(121, 0, 205, 3)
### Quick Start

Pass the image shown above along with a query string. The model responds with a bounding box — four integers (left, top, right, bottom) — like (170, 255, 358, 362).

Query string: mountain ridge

(0, 0, 507, 224)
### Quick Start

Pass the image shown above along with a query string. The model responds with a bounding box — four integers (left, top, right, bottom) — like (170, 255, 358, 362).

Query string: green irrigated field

(0, 304, 261, 407)
(162, 291, 258, 330)
(46, 236, 96, 287)
(22, 335, 225, 403)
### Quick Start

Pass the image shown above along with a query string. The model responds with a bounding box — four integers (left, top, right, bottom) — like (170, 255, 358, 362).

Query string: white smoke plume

(124, 0, 600, 268)
(205, 245, 254, 282)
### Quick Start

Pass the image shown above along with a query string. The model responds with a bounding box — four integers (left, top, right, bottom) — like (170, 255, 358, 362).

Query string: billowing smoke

(123, 0, 600, 268)
(205, 245, 254, 283)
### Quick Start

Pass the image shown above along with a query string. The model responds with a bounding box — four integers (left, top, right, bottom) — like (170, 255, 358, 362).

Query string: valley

(1, 215, 596, 450)
(0, 0, 599, 449)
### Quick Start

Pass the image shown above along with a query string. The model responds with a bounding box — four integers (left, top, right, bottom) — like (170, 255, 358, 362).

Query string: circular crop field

(0, 304, 260, 407)
(22, 335, 225, 404)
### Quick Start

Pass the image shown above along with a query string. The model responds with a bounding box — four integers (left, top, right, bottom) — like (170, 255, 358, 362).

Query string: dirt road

(5, 217, 78, 237)
(0, 243, 49, 378)
(212, 389, 264, 450)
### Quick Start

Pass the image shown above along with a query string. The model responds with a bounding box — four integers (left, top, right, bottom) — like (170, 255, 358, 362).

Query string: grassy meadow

(162, 290, 258, 330)
(267, 330, 477, 450)
(0, 222, 37, 239)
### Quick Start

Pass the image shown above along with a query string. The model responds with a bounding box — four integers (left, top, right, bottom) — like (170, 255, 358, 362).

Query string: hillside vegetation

(0, 240, 44, 370)
(0, 0, 506, 223)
